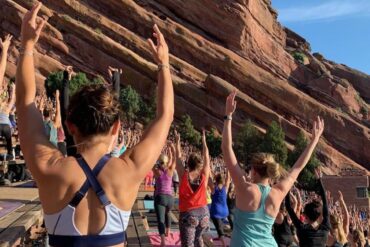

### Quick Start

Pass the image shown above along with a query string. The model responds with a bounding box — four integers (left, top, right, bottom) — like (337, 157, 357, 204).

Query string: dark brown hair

(215, 174, 224, 185)
(187, 153, 202, 172)
(67, 84, 121, 137)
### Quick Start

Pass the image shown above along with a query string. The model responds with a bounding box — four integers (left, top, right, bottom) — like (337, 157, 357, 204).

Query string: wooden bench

(0, 200, 42, 247)
(126, 201, 152, 246)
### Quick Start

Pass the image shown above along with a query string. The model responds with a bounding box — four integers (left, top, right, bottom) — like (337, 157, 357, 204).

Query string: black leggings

(0, 124, 12, 154)
(154, 194, 174, 235)
(211, 217, 225, 237)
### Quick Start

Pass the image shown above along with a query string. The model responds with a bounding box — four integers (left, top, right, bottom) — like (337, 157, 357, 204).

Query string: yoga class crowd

(0, 3, 368, 247)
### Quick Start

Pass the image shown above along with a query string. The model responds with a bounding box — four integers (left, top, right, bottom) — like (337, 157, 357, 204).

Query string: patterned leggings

(179, 206, 209, 247)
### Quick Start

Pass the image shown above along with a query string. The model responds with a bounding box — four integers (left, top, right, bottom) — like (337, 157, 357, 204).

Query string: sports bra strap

(69, 154, 111, 207)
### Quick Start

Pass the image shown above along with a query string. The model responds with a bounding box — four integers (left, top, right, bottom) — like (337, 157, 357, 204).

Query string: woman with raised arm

(16, 3, 173, 247)
(327, 191, 350, 247)
(0, 34, 15, 159)
(153, 144, 176, 247)
(0, 34, 12, 89)
(176, 129, 211, 247)
(209, 170, 231, 247)
(221, 91, 324, 247)
(285, 168, 331, 247)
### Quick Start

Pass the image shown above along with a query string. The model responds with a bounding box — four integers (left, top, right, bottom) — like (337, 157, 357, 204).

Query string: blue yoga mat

(144, 200, 154, 210)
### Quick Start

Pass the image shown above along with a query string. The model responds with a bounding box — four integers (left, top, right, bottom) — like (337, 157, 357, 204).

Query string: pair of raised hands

(225, 90, 325, 141)
(20, 2, 169, 65)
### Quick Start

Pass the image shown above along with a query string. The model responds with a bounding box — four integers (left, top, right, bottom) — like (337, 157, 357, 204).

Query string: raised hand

(338, 190, 343, 201)
(147, 24, 169, 65)
(0, 34, 13, 51)
(311, 116, 324, 141)
(202, 129, 206, 146)
(225, 90, 237, 116)
(55, 89, 60, 99)
(21, 2, 46, 49)
(314, 167, 322, 179)
(174, 129, 180, 144)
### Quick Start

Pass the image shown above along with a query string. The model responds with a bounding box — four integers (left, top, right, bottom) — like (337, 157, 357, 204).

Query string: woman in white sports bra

(16, 3, 174, 247)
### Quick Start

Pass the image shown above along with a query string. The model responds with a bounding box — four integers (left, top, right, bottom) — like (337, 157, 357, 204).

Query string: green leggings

(154, 194, 174, 235)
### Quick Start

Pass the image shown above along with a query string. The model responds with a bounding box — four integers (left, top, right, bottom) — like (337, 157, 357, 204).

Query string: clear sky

(272, 0, 370, 75)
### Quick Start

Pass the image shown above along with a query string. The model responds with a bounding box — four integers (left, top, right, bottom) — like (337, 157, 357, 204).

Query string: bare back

(37, 155, 140, 235)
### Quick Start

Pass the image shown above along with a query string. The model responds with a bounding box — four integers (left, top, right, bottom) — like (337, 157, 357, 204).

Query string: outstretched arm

(5, 83, 16, 114)
(202, 129, 211, 183)
(338, 190, 350, 235)
(225, 171, 231, 192)
(273, 117, 324, 201)
(53, 90, 61, 128)
(174, 130, 185, 180)
(313, 168, 330, 229)
(16, 3, 61, 181)
(108, 66, 122, 96)
(285, 193, 303, 230)
(124, 25, 174, 182)
(221, 91, 248, 190)
(0, 34, 12, 89)
(166, 144, 177, 177)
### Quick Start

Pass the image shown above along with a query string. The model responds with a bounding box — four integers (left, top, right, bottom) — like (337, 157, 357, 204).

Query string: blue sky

(272, 0, 370, 75)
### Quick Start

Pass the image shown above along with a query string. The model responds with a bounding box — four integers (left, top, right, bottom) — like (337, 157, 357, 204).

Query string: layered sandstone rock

(0, 0, 369, 172)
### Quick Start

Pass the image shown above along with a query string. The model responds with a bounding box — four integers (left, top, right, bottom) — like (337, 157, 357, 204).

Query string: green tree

(119, 85, 141, 123)
(138, 92, 157, 126)
(206, 128, 222, 158)
(69, 72, 91, 95)
(235, 120, 263, 165)
(260, 121, 288, 166)
(287, 131, 320, 190)
(45, 71, 64, 97)
(178, 115, 201, 147)
(45, 71, 102, 97)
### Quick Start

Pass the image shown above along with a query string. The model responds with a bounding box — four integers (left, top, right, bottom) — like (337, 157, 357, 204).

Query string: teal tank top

(230, 184, 277, 247)
(44, 121, 58, 147)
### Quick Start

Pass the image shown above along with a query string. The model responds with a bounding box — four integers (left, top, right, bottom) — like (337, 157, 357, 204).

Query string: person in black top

(274, 202, 294, 247)
(227, 184, 236, 230)
(285, 168, 331, 247)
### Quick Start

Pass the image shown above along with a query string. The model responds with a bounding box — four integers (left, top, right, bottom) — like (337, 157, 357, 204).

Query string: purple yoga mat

(0, 201, 23, 218)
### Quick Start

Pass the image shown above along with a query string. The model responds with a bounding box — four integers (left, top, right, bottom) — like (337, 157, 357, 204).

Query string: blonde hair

(159, 154, 169, 167)
(250, 153, 281, 180)
(330, 214, 347, 244)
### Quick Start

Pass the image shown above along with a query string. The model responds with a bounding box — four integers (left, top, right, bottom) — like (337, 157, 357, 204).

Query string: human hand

(338, 190, 344, 201)
(147, 24, 169, 65)
(21, 2, 46, 50)
(174, 129, 180, 144)
(0, 34, 13, 51)
(202, 129, 206, 146)
(312, 116, 324, 141)
(225, 90, 237, 116)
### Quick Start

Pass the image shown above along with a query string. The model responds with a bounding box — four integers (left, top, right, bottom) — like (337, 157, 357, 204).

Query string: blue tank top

(210, 186, 229, 219)
(230, 184, 277, 247)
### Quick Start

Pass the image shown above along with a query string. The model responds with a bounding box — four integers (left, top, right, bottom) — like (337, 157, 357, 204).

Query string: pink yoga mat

(148, 231, 231, 247)
(148, 231, 181, 247)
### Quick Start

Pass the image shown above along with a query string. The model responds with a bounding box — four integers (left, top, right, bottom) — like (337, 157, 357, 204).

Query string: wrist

(157, 63, 170, 72)
(224, 114, 232, 121)
(21, 42, 35, 51)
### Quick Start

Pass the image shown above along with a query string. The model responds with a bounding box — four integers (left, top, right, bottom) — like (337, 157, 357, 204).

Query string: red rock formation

(0, 0, 369, 172)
